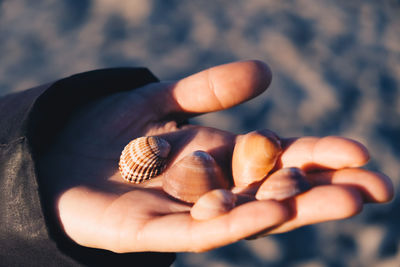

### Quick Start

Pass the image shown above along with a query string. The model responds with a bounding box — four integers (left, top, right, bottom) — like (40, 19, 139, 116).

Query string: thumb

(152, 60, 272, 119)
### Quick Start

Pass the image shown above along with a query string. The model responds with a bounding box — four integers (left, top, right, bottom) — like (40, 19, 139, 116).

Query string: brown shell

(255, 167, 310, 201)
(162, 150, 230, 203)
(119, 136, 171, 183)
(232, 130, 282, 187)
(190, 189, 237, 220)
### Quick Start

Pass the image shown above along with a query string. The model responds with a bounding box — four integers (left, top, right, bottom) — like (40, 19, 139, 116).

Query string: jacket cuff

(0, 68, 176, 266)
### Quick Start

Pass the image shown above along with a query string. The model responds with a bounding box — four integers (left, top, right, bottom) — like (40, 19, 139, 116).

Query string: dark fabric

(0, 68, 176, 266)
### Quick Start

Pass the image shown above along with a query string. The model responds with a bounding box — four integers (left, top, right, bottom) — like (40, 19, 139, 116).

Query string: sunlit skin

(38, 60, 394, 253)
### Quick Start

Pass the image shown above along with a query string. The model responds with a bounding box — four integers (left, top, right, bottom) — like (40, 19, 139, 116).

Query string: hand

(38, 60, 393, 253)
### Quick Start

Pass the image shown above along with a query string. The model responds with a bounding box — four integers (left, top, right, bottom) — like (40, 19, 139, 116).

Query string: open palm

(38, 61, 393, 253)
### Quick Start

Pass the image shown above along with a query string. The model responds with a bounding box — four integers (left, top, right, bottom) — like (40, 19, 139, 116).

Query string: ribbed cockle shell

(232, 130, 282, 188)
(162, 150, 230, 203)
(190, 189, 237, 220)
(119, 136, 171, 183)
(255, 167, 311, 201)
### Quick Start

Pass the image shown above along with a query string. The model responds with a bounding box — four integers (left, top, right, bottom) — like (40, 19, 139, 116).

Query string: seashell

(190, 189, 237, 220)
(232, 130, 282, 188)
(255, 167, 311, 201)
(119, 136, 171, 183)
(162, 150, 230, 203)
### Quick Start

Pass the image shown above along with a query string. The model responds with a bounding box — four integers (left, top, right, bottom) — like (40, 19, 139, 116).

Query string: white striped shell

(119, 136, 171, 183)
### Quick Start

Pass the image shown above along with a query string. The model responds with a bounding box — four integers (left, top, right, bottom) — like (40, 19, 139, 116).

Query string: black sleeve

(0, 68, 176, 267)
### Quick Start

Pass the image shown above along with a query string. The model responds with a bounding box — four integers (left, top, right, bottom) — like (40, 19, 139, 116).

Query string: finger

(133, 200, 289, 252)
(279, 136, 370, 170)
(268, 185, 363, 235)
(307, 168, 394, 203)
(151, 60, 272, 118)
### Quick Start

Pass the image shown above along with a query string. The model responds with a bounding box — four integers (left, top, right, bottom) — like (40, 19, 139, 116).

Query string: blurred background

(1, 0, 399, 266)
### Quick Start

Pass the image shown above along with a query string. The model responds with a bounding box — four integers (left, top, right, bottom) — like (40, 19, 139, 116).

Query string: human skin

(37, 60, 394, 253)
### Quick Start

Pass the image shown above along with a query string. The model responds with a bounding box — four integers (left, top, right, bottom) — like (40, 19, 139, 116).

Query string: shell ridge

(119, 136, 170, 183)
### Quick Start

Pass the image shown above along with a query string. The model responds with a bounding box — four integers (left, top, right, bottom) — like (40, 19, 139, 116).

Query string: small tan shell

(119, 136, 171, 183)
(232, 130, 282, 188)
(255, 167, 310, 201)
(190, 189, 237, 220)
(162, 150, 230, 203)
